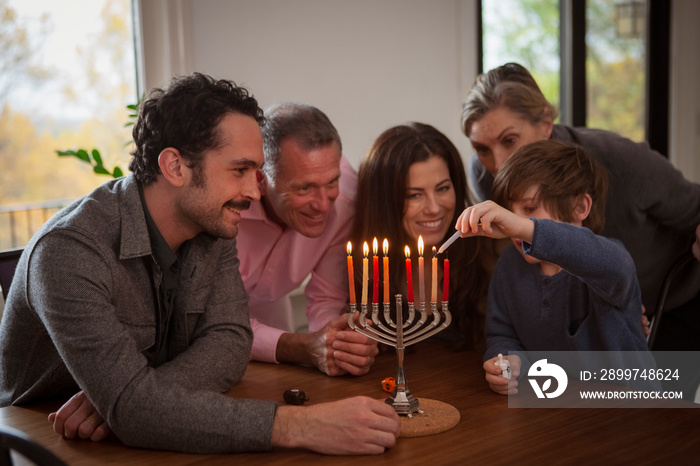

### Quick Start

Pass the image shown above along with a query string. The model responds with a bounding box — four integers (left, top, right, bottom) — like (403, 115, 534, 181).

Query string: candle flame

(347, 241, 352, 255)
(363, 241, 369, 258)
(418, 236, 424, 257)
(432, 246, 437, 257)
(372, 237, 378, 256)
(404, 245, 410, 258)
(383, 238, 389, 256)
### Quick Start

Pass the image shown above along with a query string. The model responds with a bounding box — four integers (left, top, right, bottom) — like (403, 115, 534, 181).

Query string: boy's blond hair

(492, 140, 608, 234)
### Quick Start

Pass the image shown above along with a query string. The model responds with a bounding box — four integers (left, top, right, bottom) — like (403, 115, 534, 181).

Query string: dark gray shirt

(138, 182, 184, 367)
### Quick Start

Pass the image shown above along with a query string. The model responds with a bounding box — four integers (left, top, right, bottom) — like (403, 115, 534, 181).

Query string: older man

(238, 103, 377, 376)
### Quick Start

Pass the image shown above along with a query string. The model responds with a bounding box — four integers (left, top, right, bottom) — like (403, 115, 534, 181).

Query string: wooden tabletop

(2, 343, 699, 464)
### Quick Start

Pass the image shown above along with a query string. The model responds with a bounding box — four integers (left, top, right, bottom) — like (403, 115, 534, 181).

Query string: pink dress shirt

(237, 156, 357, 363)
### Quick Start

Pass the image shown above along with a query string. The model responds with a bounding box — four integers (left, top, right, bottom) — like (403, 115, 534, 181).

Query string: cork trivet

(391, 398, 460, 438)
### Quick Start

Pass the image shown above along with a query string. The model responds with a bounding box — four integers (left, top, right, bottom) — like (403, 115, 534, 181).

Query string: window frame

(477, 0, 671, 156)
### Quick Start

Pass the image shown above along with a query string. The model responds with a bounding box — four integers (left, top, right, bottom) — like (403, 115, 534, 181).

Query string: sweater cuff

(520, 217, 538, 255)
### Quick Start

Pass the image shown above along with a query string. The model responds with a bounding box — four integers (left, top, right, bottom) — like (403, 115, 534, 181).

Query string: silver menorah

(348, 297, 451, 417)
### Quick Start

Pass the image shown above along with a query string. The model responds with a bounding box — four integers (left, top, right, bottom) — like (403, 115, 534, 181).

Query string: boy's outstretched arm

(456, 201, 534, 242)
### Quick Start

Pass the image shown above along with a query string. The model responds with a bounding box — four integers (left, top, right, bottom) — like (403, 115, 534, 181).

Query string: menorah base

(393, 398, 461, 437)
(385, 389, 423, 418)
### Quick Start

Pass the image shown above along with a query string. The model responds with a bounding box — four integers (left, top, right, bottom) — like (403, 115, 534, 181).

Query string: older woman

(350, 123, 496, 349)
(461, 62, 700, 351)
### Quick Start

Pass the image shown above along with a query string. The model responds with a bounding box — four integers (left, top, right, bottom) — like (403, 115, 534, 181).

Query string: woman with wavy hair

(350, 122, 496, 349)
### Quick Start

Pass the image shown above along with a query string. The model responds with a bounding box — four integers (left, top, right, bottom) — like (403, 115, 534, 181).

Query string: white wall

(136, 0, 700, 182)
(138, 0, 479, 171)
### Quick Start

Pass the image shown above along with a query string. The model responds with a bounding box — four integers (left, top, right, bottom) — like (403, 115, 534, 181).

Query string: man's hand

(277, 314, 378, 376)
(48, 391, 111, 441)
(328, 313, 379, 376)
(271, 396, 400, 455)
(483, 355, 521, 395)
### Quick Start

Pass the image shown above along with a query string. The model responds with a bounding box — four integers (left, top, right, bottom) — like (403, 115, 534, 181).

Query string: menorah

(347, 292, 451, 417)
(346, 237, 451, 417)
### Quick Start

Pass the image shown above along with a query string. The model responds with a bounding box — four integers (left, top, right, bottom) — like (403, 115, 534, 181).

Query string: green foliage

(56, 148, 124, 178)
(125, 103, 138, 127)
(55, 98, 141, 179)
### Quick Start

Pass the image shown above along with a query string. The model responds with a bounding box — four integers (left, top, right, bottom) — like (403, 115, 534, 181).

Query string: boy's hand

(483, 354, 521, 395)
(456, 201, 534, 242)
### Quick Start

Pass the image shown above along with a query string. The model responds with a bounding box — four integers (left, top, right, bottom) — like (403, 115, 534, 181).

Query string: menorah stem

(385, 294, 422, 417)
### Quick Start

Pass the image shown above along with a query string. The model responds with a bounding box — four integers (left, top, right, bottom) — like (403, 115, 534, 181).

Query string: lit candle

(362, 242, 369, 305)
(418, 236, 425, 304)
(442, 255, 450, 302)
(372, 237, 379, 304)
(431, 246, 438, 303)
(405, 246, 414, 303)
(346, 242, 356, 305)
(383, 239, 390, 304)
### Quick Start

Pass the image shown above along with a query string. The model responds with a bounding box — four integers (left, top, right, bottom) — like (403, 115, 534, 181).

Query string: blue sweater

(484, 219, 649, 361)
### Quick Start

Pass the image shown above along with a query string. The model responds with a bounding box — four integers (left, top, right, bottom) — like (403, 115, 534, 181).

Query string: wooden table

(2, 343, 699, 464)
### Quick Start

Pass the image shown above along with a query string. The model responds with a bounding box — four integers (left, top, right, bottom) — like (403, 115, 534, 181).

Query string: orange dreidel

(381, 377, 395, 393)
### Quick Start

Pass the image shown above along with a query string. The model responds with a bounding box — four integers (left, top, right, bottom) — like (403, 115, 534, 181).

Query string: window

(481, 0, 647, 142)
(587, 0, 646, 142)
(482, 0, 561, 116)
(0, 0, 137, 249)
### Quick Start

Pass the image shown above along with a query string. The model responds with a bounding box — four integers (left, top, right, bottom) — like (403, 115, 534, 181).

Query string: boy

(455, 140, 649, 395)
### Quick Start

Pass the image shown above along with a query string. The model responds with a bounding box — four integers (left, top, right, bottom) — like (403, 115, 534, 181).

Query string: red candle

(404, 246, 414, 303)
(382, 239, 390, 304)
(346, 242, 356, 305)
(372, 237, 379, 304)
(442, 257, 449, 302)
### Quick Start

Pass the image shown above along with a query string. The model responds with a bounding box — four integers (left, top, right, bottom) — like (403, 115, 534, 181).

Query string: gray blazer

(0, 175, 277, 453)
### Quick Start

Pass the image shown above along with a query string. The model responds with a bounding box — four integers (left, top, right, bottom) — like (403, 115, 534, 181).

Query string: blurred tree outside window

(587, 0, 646, 142)
(482, 0, 561, 121)
(481, 0, 646, 141)
(0, 0, 137, 248)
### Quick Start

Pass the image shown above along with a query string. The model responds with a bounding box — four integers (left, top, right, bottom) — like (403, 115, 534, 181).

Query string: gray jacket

(0, 175, 277, 453)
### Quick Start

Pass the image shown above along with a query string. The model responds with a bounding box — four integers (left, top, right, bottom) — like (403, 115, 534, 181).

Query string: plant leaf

(91, 149, 103, 165)
(76, 149, 90, 162)
(93, 165, 110, 175)
(112, 167, 124, 178)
